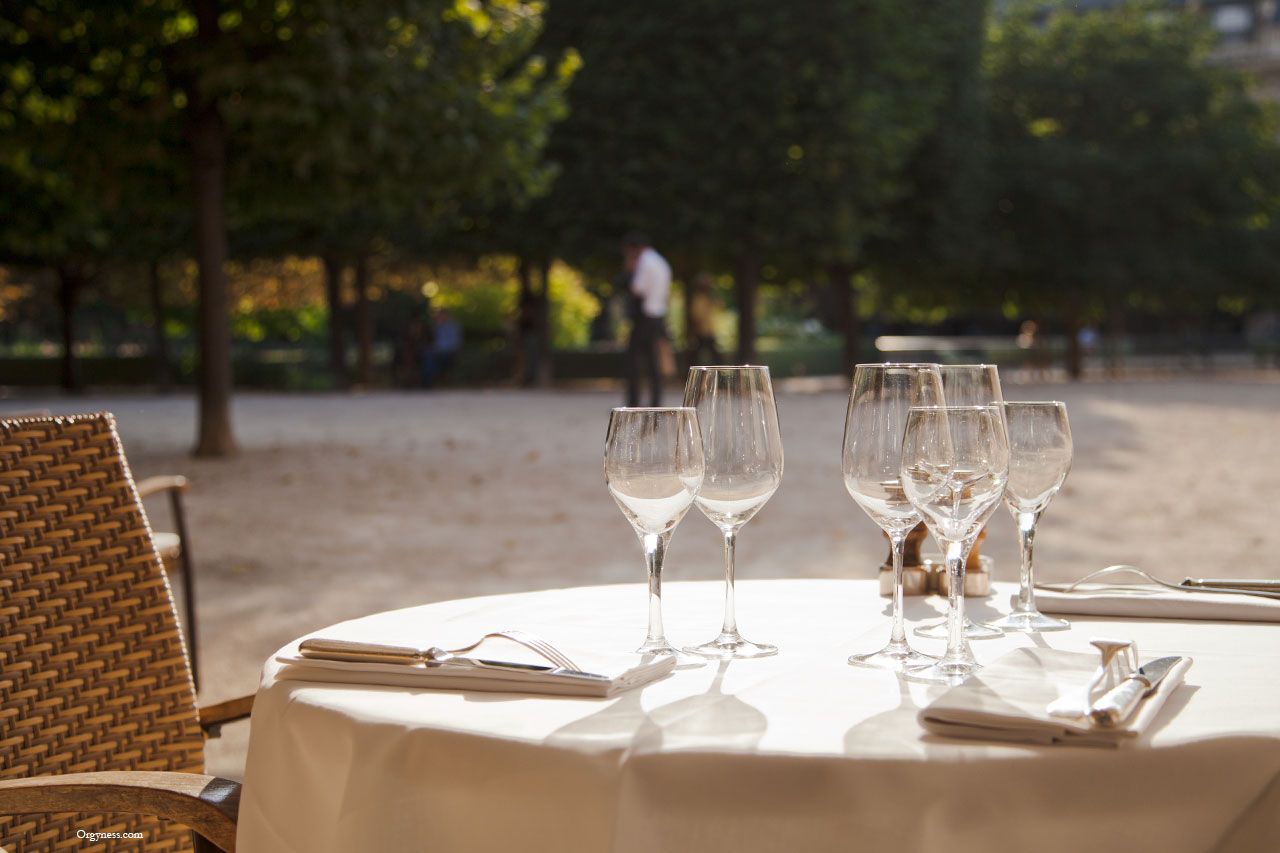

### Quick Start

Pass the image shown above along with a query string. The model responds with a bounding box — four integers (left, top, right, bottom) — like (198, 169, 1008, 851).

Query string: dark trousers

(688, 335, 722, 367)
(627, 315, 665, 407)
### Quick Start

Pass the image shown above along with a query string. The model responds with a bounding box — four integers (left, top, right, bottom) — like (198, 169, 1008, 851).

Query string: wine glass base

(903, 659, 981, 685)
(914, 616, 1004, 640)
(684, 634, 778, 659)
(636, 642, 706, 668)
(990, 611, 1071, 633)
(848, 643, 938, 672)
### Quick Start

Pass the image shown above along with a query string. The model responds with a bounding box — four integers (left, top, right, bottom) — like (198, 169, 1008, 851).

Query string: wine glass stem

(720, 529, 740, 637)
(1013, 511, 1040, 615)
(643, 532, 671, 646)
(944, 539, 972, 663)
(888, 530, 909, 646)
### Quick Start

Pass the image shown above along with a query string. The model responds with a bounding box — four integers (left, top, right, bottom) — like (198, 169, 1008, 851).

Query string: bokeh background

(4, 0, 1280, 778)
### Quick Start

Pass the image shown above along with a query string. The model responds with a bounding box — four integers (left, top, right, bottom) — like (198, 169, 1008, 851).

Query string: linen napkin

(1034, 582, 1280, 623)
(919, 646, 1193, 748)
(274, 640, 675, 698)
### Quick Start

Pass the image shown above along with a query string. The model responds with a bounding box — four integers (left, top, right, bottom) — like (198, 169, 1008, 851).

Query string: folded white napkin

(274, 641, 675, 698)
(1034, 582, 1280, 623)
(919, 647, 1193, 748)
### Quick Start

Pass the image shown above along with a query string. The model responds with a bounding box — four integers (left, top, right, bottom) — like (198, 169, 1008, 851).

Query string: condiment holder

(878, 522, 992, 597)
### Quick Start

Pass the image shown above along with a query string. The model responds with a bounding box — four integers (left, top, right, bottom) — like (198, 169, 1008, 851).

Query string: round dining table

(235, 579, 1280, 853)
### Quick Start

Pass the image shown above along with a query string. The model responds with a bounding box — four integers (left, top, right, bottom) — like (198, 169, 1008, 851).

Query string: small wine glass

(843, 363, 944, 670)
(991, 401, 1073, 633)
(604, 407, 705, 658)
(682, 366, 783, 659)
(914, 364, 1007, 641)
(901, 405, 1009, 684)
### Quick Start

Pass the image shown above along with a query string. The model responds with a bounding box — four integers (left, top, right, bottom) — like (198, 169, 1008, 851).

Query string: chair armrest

(199, 694, 255, 738)
(0, 771, 239, 852)
(136, 475, 189, 498)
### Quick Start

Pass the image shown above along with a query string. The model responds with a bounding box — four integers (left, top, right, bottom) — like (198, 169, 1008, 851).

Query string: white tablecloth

(236, 580, 1280, 853)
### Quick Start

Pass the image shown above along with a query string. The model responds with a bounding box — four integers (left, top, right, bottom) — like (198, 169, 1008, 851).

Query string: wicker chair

(0, 413, 252, 852)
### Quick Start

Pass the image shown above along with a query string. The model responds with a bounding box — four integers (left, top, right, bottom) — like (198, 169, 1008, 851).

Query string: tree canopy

(984, 0, 1280, 372)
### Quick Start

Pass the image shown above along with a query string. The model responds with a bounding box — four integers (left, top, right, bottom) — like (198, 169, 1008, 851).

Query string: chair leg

(192, 830, 227, 853)
(169, 490, 200, 691)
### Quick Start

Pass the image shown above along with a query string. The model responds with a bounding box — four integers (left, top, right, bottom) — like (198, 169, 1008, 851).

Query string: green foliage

(228, 0, 576, 261)
(431, 257, 598, 346)
(500, 0, 980, 281)
(984, 1, 1280, 322)
(231, 304, 328, 345)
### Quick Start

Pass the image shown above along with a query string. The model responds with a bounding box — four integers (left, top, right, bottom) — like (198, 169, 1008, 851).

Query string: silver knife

(1088, 656, 1183, 727)
(297, 638, 607, 680)
(1181, 577, 1280, 595)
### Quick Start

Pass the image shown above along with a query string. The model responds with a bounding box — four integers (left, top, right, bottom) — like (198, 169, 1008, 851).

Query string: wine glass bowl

(913, 364, 1008, 642)
(682, 366, 783, 659)
(843, 363, 943, 670)
(900, 404, 1010, 684)
(604, 407, 705, 657)
(991, 401, 1073, 633)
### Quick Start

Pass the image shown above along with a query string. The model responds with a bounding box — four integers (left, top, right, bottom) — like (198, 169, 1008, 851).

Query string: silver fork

(445, 630, 580, 672)
(1056, 565, 1280, 601)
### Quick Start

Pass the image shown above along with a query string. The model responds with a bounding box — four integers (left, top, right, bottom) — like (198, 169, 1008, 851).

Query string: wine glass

(914, 364, 1007, 641)
(900, 405, 1009, 684)
(990, 401, 1073, 633)
(843, 363, 944, 670)
(604, 407, 705, 658)
(682, 366, 783, 658)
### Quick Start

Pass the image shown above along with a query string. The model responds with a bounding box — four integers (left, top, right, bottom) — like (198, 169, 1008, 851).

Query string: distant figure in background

(417, 310, 438, 388)
(687, 273, 723, 366)
(395, 318, 427, 388)
(1015, 319, 1050, 382)
(622, 232, 671, 407)
(434, 308, 463, 386)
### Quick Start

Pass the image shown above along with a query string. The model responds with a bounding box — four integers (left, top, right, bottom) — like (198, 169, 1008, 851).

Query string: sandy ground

(4, 371, 1280, 779)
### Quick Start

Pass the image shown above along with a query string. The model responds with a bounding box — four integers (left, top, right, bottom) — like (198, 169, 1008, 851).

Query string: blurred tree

(519, 0, 982, 366)
(231, 0, 575, 388)
(0, 6, 186, 390)
(2, 0, 571, 448)
(985, 0, 1280, 377)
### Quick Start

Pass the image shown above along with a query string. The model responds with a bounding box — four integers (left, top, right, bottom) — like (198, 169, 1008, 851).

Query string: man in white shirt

(621, 232, 672, 406)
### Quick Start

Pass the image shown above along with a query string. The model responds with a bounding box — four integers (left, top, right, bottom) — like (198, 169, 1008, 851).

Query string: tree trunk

(55, 268, 84, 393)
(354, 253, 373, 387)
(189, 0, 236, 457)
(681, 266, 695, 367)
(1105, 301, 1125, 377)
(535, 257, 553, 387)
(515, 257, 534, 384)
(828, 262, 859, 378)
(323, 256, 348, 390)
(735, 247, 759, 364)
(149, 261, 172, 393)
(1065, 313, 1083, 380)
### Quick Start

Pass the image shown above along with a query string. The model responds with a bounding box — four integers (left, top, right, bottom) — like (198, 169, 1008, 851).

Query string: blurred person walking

(687, 273, 723, 366)
(622, 232, 671, 406)
(433, 308, 463, 385)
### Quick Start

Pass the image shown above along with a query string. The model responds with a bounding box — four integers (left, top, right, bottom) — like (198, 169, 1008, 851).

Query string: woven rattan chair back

(1, 413, 202, 851)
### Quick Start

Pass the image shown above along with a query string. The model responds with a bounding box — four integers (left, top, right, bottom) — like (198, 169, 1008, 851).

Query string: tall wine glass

(605, 407, 705, 657)
(682, 366, 783, 659)
(901, 405, 1009, 684)
(991, 401, 1073, 633)
(843, 363, 944, 670)
(914, 364, 1007, 641)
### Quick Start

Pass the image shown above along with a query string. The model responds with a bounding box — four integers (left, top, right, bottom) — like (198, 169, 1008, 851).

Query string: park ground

(4, 370, 1279, 778)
